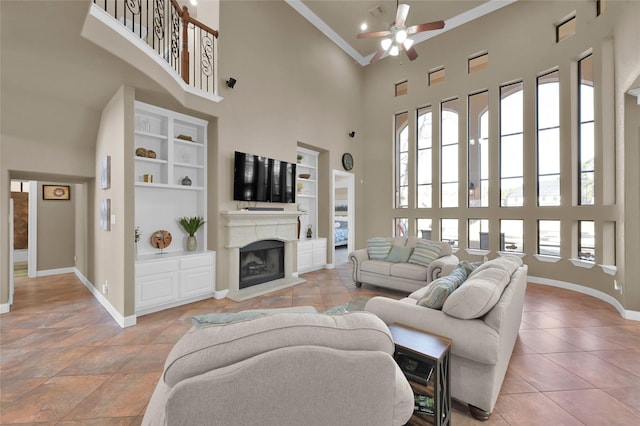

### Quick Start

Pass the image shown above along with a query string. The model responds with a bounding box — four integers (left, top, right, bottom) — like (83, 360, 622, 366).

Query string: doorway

(331, 170, 354, 266)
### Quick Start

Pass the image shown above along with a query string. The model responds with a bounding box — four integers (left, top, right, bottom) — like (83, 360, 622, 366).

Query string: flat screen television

(233, 151, 296, 203)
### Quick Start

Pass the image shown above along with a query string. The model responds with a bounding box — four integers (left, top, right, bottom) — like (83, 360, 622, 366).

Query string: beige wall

(212, 0, 364, 288)
(361, 0, 640, 311)
(93, 86, 135, 317)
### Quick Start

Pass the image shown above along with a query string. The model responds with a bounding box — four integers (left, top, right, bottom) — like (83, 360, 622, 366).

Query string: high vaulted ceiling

(289, 0, 517, 65)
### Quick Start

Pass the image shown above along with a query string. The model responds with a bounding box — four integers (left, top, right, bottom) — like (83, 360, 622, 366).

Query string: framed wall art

(101, 155, 111, 189)
(43, 185, 70, 201)
(100, 199, 111, 231)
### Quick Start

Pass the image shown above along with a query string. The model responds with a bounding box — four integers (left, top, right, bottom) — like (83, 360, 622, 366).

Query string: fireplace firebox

(239, 240, 285, 289)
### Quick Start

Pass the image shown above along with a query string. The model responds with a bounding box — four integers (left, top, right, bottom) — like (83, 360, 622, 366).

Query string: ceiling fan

(357, 2, 445, 64)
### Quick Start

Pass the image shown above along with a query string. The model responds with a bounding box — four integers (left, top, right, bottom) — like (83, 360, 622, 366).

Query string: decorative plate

(151, 230, 172, 249)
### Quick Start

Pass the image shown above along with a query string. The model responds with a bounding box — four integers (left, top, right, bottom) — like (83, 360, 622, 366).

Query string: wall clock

(342, 153, 354, 171)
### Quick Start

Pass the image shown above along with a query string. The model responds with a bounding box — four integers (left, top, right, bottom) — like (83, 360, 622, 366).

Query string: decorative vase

(186, 235, 197, 251)
(297, 216, 301, 239)
(181, 176, 192, 186)
(306, 225, 312, 239)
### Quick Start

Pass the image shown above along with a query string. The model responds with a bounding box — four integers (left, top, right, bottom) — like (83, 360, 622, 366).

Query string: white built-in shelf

(134, 101, 213, 315)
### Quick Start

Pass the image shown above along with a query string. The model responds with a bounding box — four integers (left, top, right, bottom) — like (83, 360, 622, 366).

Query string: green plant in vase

(178, 216, 206, 252)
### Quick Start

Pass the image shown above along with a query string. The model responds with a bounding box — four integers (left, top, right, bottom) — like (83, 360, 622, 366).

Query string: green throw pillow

(368, 237, 392, 260)
(191, 311, 266, 328)
(408, 239, 442, 267)
(386, 246, 414, 263)
(417, 266, 469, 309)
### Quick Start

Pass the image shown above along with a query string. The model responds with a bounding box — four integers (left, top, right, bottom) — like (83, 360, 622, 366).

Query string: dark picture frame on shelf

(43, 185, 70, 201)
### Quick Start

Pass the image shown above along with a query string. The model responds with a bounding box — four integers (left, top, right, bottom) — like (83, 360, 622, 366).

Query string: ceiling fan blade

(406, 20, 445, 35)
(357, 29, 391, 39)
(396, 4, 410, 27)
(370, 48, 385, 64)
(404, 45, 418, 61)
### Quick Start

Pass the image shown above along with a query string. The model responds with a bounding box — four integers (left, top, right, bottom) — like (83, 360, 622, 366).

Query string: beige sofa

(364, 256, 528, 420)
(349, 237, 459, 293)
(142, 312, 414, 426)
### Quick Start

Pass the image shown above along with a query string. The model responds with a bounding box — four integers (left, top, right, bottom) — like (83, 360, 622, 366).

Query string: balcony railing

(93, 0, 218, 95)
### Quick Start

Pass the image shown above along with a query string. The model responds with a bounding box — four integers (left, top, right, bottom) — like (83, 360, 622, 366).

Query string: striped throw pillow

(408, 239, 442, 267)
(417, 266, 469, 309)
(367, 237, 392, 260)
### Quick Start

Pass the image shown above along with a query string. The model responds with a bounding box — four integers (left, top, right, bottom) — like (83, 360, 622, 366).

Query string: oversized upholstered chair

(142, 312, 414, 426)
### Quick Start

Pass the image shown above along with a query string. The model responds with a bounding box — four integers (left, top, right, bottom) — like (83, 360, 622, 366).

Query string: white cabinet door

(298, 240, 314, 273)
(312, 238, 327, 269)
(136, 260, 180, 311)
(180, 267, 213, 298)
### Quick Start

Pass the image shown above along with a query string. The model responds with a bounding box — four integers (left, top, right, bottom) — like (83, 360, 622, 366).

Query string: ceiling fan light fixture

(403, 38, 414, 49)
(381, 38, 392, 50)
(395, 29, 407, 44)
(389, 45, 400, 56)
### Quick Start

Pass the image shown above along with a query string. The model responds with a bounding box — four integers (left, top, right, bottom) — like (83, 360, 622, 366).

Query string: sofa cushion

(408, 239, 442, 267)
(361, 260, 392, 276)
(416, 266, 468, 309)
(442, 267, 511, 319)
(386, 246, 414, 263)
(164, 312, 395, 388)
(192, 311, 267, 328)
(468, 255, 522, 279)
(368, 237, 392, 260)
(390, 263, 428, 281)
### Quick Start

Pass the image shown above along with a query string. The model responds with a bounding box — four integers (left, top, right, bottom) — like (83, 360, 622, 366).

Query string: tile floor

(1, 264, 639, 425)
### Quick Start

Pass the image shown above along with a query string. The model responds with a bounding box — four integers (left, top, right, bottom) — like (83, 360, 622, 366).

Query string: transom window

(538, 220, 561, 257)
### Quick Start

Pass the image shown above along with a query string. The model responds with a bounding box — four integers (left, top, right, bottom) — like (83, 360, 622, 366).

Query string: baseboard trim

(213, 289, 229, 299)
(0, 303, 10, 314)
(529, 275, 640, 321)
(37, 267, 76, 277)
(73, 268, 137, 328)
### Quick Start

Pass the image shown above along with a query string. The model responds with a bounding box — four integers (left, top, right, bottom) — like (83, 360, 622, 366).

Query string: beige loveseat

(364, 256, 528, 420)
(142, 312, 414, 426)
(349, 237, 459, 293)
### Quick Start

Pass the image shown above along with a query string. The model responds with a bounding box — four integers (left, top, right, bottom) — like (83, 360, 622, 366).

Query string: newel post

(180, 5, 190, 84)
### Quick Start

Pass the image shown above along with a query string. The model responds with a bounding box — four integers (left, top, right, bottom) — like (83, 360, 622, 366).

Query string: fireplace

(221, 210, 305, 301)
(239, 240, 285, 289)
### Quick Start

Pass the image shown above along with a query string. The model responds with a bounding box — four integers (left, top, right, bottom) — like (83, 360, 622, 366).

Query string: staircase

(91, 0, 219, 97)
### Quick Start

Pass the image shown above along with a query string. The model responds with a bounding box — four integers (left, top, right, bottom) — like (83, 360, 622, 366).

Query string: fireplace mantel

(221, 210, 303, 301)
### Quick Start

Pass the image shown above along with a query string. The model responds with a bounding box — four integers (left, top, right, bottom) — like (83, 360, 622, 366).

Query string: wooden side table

(389, 324, 451, 426)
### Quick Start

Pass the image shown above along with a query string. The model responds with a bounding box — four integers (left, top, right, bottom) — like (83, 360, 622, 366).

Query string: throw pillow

(408, 239, 442, 267)
(459, 260, 483, 274)
(368, 237, 392, 260)
(386, 246, 414, 263)
(191, 311, 266, 328)
(442, 267, 511, 319)
(417, 265, 469, 309)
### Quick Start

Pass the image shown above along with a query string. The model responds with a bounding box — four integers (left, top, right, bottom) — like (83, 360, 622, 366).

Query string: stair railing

(93, 0, 219, 95)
